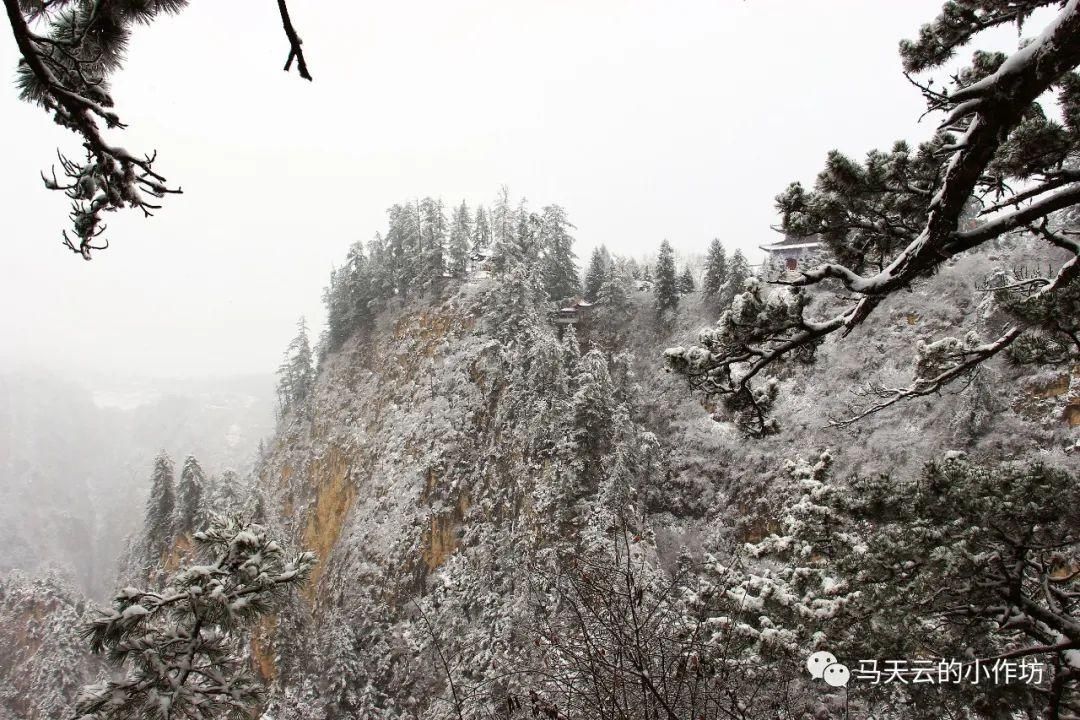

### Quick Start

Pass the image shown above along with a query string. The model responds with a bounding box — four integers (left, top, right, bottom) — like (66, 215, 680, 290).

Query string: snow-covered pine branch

(4, 0, 311, 259)
(73, 515, 315, 720)
(667, 0, 1080, 433)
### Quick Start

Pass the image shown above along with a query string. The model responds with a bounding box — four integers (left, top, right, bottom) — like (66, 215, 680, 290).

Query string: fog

(0, 0, 1026, 379)
(5, 4, 1079, 715)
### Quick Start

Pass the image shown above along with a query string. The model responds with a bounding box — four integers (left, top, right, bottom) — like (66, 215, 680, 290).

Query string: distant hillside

(0, 371, 275, 598)
(0, 571, 102, 720)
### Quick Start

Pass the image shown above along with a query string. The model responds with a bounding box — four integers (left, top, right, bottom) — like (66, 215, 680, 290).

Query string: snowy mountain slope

(233, 275, 663, 717)
(243, 234, 1072, 717)
(638, 234, 1076, 548)
(2, 231, 1074, 719)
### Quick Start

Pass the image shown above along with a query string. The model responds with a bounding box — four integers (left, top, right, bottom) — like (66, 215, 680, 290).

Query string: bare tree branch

(276, 0, 311, 81)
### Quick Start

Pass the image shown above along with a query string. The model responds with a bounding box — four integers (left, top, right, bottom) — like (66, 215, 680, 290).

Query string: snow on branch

(3, 0, 183, 259)
(74, 515, 315, 720)
(743, 454, 1080, 716)
(831, 225, 1080, 426)
(811, 0, 1080, 298)
(829, 327, 1023, 428)
(669, 0, 1080, 432)
(5, 0, 314, 259)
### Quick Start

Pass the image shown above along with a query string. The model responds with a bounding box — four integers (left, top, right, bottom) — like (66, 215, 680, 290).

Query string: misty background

(0, 1, 1042, 596)
(1, 0, 1030, 378)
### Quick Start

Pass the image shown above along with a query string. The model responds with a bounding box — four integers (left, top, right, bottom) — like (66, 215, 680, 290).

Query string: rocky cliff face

(249, 242, 1075, 718)
(0, 571, 103, 720)
(1, 235, 1073, 719)
(256, 278, 625, 717)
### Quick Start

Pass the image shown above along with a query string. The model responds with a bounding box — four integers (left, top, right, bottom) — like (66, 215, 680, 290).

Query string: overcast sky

(0, 1, 1034, 380)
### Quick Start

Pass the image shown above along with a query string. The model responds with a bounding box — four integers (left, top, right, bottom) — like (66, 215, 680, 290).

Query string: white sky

(0, 1, 1034, 379)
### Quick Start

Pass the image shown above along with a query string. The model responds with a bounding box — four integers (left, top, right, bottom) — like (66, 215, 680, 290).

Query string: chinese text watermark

(806, 650, 1045, 688)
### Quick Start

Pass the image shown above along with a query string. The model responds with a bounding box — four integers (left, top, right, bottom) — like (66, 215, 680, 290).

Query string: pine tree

(532, 342, 605, 532)
(489, 259, 547, 348)
(720, 249, 751, 307)
(366, 232, 395, 301)
(519, 330, 575, 466)
(490, 193, 525, 276)
(709, 453, 1080, 718)
(665, 275, 787, 436)
(702, 238, 727, 297)
(174, 455, 205, 535)
(322, 247, 372, 358)
(570, 350, 617, 485)
(206, 469, 243, 515)
(448, 201, 472, 276)
(515, 201, 542, 264)
(653, 240, 679, 321)
(472, 206, 492, 257)
(594, 257, 636, 347)
(538, 204, 579, 303)
(321, 265, 346, 358)
(487, 198, 546, 346)
(583, 246, 612, 302)
(75, 516, 316, 720)
(677, 266, 695, 294)
(561, 323, 582, 371)
(596, 258, 634, 317)
(386, 203, 422, 297)
(143, 451, 175, 563)
(491, 186, 516, 251)
(420, 197, 448, 282)
(276, 317, 315, 418)
(384, 205, 407, 297)
(321, 236, 384, 361)
(343, 241, 375, 346)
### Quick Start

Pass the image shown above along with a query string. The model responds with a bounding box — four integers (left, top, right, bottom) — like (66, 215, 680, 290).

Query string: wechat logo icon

(806, 650, 850, 687)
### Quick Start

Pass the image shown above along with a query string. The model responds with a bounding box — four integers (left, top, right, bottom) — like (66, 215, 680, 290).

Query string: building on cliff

(759, 233, 823, 271)
(551, 297, 595, 327)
